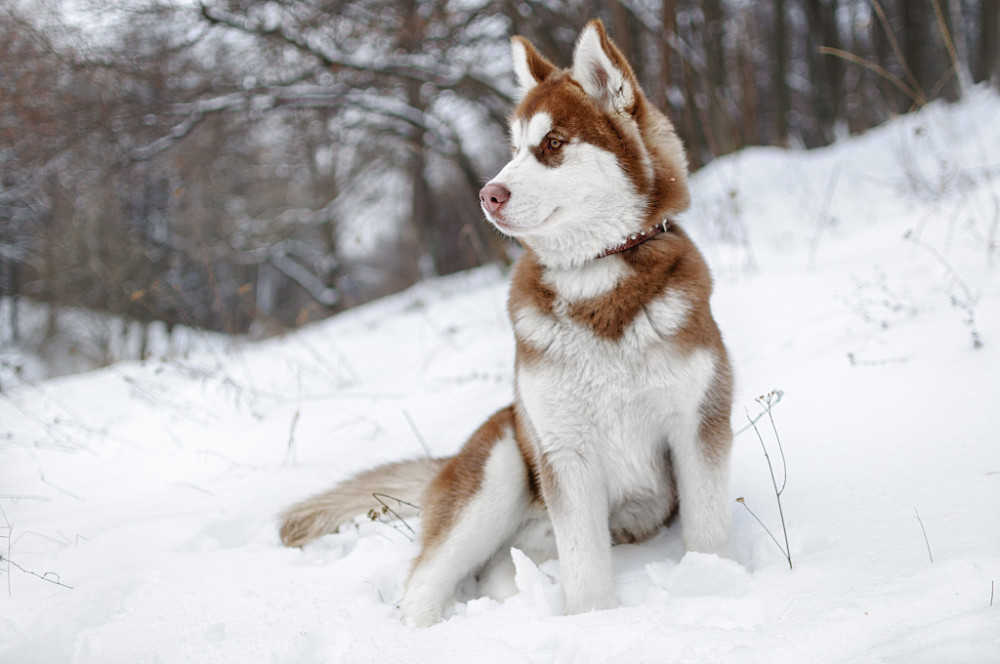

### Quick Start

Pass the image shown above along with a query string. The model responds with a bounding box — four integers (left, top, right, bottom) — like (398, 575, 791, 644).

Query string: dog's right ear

(511, 36, 555, 99)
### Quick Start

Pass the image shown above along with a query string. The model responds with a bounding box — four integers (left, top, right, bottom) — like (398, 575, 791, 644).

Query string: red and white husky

(280, 20, 734, 626)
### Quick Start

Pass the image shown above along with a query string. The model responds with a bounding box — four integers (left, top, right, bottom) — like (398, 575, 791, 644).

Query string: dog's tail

(279, 457, 448, 547)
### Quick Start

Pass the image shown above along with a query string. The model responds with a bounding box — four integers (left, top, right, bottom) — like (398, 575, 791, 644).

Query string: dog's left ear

(571, 19, 638, 114)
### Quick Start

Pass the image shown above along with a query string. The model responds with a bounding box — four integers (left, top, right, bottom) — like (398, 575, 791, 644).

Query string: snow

(0, 298, 233, 387)
(3, 88, 1000, 663)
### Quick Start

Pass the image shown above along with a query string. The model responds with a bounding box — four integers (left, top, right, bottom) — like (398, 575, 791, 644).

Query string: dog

(279, 19, 734, 627)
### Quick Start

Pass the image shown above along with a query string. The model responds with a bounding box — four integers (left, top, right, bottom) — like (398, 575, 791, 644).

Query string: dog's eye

(547, 138, 563, 150)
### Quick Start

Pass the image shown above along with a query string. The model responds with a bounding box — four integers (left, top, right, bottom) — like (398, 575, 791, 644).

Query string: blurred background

(2, 0, 998, 375)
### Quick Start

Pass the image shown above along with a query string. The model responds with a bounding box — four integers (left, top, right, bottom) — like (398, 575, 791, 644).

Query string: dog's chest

(509, 256, 716, 491)
(509, 257, 693, 379)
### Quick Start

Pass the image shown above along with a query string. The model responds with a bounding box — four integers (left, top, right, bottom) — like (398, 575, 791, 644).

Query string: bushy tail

(279, 457, 448, 547)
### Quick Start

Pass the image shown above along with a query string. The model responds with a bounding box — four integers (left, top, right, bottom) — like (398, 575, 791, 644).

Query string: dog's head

(480, 20, 690, 268)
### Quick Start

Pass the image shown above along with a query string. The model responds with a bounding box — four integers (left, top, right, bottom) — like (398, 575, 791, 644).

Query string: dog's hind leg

(476, 511, 556, 601)
(400, 407, 533, 626)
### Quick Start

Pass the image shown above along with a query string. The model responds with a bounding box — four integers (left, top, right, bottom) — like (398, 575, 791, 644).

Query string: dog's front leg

(542, 450, 615, 614)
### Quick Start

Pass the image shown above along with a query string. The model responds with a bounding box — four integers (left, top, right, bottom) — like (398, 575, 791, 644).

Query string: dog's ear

(511, 36, 556, 99)
(571, 19, 637, 114)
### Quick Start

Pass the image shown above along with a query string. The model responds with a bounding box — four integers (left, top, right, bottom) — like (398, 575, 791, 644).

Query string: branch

(198, 3, 512, 103)
(268, 253, 339, 308)
(818, 47, 924, 108)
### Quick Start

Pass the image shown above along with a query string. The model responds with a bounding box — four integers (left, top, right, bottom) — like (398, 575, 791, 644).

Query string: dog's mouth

(484, 207, 559, 236)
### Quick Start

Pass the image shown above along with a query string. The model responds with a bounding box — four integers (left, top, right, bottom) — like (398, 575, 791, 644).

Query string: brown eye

(547, 138, 563, 149)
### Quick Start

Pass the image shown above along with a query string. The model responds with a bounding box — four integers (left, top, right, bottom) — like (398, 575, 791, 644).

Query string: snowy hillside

(2, 89, 999, 663)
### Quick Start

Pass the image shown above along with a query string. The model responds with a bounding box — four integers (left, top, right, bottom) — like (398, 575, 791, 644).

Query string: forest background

(2, 0, 999, 371)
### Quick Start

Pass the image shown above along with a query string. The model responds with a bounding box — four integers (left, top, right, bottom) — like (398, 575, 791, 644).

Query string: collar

(595, 219, 672, 259)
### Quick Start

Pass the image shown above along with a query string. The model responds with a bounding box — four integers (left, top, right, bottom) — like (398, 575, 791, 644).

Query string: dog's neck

(595, 220, 672, 259)
(520, 219, 674, 271)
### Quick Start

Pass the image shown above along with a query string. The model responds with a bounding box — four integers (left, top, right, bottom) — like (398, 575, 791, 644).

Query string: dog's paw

(562, 588, 616, 616)
(400, 594, 443, 628)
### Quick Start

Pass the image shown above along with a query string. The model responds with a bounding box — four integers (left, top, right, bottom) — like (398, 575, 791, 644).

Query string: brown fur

(512, 21, 690, 221)
(416, 407, 518, 556)
(279, 457, 447, 547)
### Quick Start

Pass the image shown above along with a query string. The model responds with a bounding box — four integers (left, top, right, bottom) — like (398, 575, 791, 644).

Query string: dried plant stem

(930, 0, 970, 97)
(2, 505, 9, 597)
(904, 231, 974, 302)
(0, 505, 73, 593)
(402, 409, 433, 458)
(914, 507, 934, 563)
(735, 498, 788, 562)
(871, 0, 927, 107)
(738, 391, 792, 570)
(904, 230, 982, 349)
(809, 165, 842, 273)
(368, 492, 421, 541)
(733, 389, 784, 437)
(283, 410, 300, 465)
(818, 47, 923, 108)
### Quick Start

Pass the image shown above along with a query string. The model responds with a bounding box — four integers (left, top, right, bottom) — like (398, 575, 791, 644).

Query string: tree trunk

(804, 0, 836, 146)
(901, 0, 930, 106)
(702, 0, 735, 155)
(974, 0, 1000, 86)
(659, 0, 678, 113)
(400, 0, 434, 280)
(773, 0, 790, 145)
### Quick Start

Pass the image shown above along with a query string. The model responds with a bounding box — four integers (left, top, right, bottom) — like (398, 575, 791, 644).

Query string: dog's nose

(479, 183, 510, 215)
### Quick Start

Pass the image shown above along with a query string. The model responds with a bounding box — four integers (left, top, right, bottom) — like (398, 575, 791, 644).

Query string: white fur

(542, 256, 628, 301)
(516, 113, 553, 151)
(513, 295, 729, 612)
(484, 134, 645, 269)
(625, 289, 692, 349)
(484, 35, 652, 268)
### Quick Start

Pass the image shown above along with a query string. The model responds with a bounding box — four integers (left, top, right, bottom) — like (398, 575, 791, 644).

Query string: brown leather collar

(596, 219, 672, 259)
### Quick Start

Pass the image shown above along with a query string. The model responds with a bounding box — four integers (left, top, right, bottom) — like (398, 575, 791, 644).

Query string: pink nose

(479, 183, 510, 216)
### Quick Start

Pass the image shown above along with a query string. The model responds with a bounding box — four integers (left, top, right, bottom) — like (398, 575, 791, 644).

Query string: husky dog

(280, 19, 734, 627)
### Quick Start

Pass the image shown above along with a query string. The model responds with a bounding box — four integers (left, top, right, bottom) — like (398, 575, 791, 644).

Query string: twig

(283, 410, 300, 465)
(0, 554, 74, 590)
(809, 165, 841, 273)
(40, 474, 86, 503)
(817, 47, 922, 108)
(0, 505, 73, 593)
(368, 492, 420, 541)
(738, 391, 793, 570)
(904, 231, 974, 301)
(733, 389, 784, 437)
(761, 393, 788, 495)
(2, 505, 10, 597)
(870, 0, 928, 107)
(987, 196, 999, 268)
(904, 230, 983, 349)
(913, 507, 934, 563)
(402, 409, 432, 458)
(847, 352, 909, 367)
(735, 497, 788, 561)
(930, 0, 970, 98)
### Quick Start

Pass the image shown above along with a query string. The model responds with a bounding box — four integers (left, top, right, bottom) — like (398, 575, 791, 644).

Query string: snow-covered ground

(0, 298, 233, 388)
(2, 88, 999, 663)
